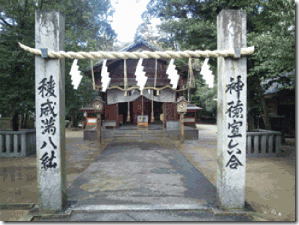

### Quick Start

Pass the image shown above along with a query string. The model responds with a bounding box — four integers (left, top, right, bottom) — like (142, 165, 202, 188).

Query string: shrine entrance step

(112, 130, 170, 143)
(118, 124, 163, 130)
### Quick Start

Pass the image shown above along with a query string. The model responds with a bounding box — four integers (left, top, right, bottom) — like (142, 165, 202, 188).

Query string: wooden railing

(246, 129, 282, 157)
(0, 130, 36, 157)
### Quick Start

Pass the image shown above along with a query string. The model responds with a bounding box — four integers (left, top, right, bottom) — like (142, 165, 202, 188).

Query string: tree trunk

(247, 110, 255, 132)
(69, 117, 74, 128)
(12, 113, 19, 131)
(24, 113, 28, 129)
(247, 99, 255, 132)
(20, 113, 25, 129)
(256, 80, 272, 130)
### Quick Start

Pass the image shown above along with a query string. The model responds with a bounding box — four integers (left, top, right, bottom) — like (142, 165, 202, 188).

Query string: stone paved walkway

(33, 133, 253, 221)
(67, 135, 217, 207)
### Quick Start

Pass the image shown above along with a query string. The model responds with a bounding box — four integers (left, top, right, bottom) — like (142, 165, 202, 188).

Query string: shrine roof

(262, 70, 295, 95)
(187, 104, 202, 110)
(79, 105, 94, 111)
(118, 38, 162, 53)
(85, 38, 163, 72)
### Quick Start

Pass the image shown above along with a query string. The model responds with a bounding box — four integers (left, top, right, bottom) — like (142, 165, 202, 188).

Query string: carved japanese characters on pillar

(38, 76, 58, 170)
(225, 75, 245, 169)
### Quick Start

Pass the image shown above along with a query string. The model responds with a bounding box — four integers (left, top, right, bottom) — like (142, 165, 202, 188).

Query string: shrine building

(81, 39, 202, 131)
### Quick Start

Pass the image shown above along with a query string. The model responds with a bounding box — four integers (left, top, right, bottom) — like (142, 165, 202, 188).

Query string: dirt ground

(0, 130, 112, 221)
(172, 124, 296, 222)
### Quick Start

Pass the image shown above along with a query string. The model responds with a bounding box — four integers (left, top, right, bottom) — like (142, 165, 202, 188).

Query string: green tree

(140, 0, 295, 129)
(247, 0, 295, 130)
(134, 22, 160, 43)
(173, 57, 217, 118)
(66, 75, 98, 127)
(0, 0, 117, 130)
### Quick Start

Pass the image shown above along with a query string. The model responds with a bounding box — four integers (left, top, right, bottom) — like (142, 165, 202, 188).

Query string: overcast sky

(110, 0, 158, 43)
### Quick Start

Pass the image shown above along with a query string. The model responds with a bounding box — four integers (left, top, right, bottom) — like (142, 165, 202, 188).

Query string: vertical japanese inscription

(38, 75, 58, 170)
(225, 75, 244, 169)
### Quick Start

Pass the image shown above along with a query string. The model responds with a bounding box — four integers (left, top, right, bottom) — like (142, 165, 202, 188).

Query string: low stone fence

(246, 129, 282, 157)
(0, 130, 36, 157)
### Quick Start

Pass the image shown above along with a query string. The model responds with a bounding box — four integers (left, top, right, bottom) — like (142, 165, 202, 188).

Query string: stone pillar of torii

(35, 11, 67, 211)
(217, 10, 247, 209)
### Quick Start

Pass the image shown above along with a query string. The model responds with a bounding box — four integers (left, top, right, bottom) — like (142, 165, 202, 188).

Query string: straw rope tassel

(91, 59, 95, 90)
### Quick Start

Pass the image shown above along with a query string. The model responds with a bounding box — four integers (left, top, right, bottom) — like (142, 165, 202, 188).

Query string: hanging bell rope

(124, 59, 131, 122)
(187, 58, 190, 102)
(151, 59, 158, 123)
(154, 59, 159, 95)
(151, 89, 154, 123)
(127, 100, 130, 123)
(188, 58, 195, 88)
(124, 59, 128, 96)
(90, 59, 96, 90)
(141, 95, 144, 123)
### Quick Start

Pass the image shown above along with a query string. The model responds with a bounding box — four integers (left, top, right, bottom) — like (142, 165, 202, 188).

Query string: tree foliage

(248, 0, 295, 89)
(0, 0, 117, 128)
(65, 75, 98, 126)
(140, 0, 295, 126)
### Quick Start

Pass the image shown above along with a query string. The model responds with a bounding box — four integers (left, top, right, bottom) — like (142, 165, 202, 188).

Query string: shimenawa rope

(18, 42, 254, 59)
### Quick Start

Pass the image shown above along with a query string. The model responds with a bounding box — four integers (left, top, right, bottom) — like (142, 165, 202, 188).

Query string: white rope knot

(18, 42, 254, 59)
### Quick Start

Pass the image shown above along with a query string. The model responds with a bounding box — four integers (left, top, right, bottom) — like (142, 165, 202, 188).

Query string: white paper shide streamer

(201, 58, 214, 88)
(101, 59, 111, 92)
(166, 59, 179, 89)
(69, 59, 82, 90)
(135, 59, 147, 95)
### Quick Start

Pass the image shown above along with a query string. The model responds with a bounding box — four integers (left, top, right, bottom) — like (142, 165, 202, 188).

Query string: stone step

(112, 130, 169, 140)
(113, 133, 170, 139)
(114, 130, 165, 134)
(113, 131, 167, 134)
(113, 135, 169, 138)
(113, 135, 142, 138)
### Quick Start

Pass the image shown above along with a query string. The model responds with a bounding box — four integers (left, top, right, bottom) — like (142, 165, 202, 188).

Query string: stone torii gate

(33, 9, 249, 211)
